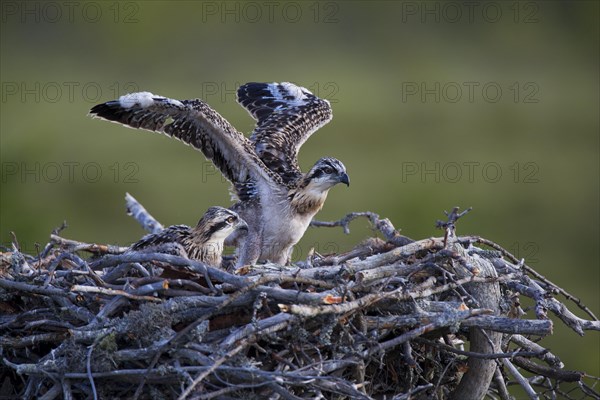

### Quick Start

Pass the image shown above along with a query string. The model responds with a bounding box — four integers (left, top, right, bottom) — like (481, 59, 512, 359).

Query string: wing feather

(131, 225, 189, 250)
(237, 82, 333, 183)
(90, 92, 283, 197)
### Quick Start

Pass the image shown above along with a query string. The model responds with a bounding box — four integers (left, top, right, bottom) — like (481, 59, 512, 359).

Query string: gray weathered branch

(2, 205, 597, 399)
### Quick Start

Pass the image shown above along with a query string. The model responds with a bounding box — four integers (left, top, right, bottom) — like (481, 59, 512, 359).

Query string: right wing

(237, 82, 333, 184)
(90, 92, 284, 196)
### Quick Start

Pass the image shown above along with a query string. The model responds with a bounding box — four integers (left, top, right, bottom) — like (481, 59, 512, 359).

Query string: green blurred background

(1, 0, 598, 380)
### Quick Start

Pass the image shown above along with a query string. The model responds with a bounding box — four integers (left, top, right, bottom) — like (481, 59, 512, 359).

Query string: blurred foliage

(1, 1, 598, 377)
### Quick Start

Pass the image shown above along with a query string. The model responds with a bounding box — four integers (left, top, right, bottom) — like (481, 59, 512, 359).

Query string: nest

(1, 201, 598, 400)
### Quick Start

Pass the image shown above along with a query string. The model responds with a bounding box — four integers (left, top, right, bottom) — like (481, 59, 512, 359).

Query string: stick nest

(1, 206, 598, 400)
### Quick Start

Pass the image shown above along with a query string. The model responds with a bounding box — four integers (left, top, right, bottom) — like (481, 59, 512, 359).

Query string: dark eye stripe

(204, 220, 231, 239)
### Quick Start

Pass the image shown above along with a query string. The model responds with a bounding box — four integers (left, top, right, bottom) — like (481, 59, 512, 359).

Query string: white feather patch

(119, 92, 157, 108)
(271, 82, 311, 106)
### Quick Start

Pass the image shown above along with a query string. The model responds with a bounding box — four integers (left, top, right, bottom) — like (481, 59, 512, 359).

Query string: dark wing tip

(89, 99, 167, 130)
(89, 101, 123, 121)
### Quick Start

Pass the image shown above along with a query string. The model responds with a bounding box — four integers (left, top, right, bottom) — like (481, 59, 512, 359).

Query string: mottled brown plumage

(130, 207, 247, 267)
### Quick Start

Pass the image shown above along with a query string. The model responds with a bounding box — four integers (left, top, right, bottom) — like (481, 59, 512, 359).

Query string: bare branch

(125, 192, 164, 234)
(311, 211, 413, 245)
(50, 234, 128, 254)
(501, 358, 539, 400)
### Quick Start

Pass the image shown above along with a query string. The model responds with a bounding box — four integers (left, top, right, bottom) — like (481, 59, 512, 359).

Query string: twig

(70, 284, 162, 302)
(87, 333, 110, 400)
(501, 358, 539, 400)
(416, 337, 544, 359)
(0, 278, 69, 297)
(436, 206, 473, 229)
(125, 192, 164, 234)
(493, 366, 511, 400)
(311, 211, 381, 234)
(460, 315, 553, 335)
(311, 211, 413, 245)
(0, 333, 67, 348)
(50, 235, 128, 254)
(512, 356, 584, 382)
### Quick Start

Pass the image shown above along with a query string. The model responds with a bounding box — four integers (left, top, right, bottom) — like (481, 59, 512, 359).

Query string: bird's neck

(289, 183, 330, 215)
(183, 235, 223, 266)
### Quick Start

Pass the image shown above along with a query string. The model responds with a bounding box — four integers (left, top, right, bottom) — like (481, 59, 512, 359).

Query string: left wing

(90, 92, 285, 197)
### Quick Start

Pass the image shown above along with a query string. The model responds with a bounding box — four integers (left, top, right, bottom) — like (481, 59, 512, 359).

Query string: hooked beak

(339, 172, 350, 187)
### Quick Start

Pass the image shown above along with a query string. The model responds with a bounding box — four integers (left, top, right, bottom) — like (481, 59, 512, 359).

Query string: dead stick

(125, 192, 164, 234)
(70, 285, 161, 302)
(50, 235, 127, 254)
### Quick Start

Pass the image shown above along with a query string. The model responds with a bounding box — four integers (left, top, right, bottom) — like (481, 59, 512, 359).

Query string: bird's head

(195, 207, 248, 243)
(304, 157, 350, 191)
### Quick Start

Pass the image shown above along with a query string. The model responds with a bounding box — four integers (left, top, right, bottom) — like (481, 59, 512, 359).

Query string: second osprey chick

(131, 206, 247, 267)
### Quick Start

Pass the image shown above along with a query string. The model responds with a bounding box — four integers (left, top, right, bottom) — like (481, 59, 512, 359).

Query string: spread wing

(90, 92, 284, 199)
(237, 82, 333, 184)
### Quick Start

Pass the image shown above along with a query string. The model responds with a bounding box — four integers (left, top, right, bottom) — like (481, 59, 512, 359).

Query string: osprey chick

(131, 206, 247, 267)
(91, 82, 348, 266)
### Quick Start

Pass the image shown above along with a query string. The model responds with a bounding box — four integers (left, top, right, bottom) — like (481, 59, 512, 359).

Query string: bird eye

(322, 167, 334, 175)
(226, 216, 236, 224)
